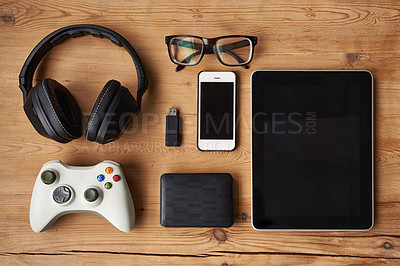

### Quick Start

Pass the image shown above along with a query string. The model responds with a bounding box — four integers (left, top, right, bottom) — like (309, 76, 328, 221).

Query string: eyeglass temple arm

(221, 50, 249, 69)
(176, 50, 248, 72)
(175, 49, 202, 72)
(217, 40, 252, 52)
(171, 39, 203, 50)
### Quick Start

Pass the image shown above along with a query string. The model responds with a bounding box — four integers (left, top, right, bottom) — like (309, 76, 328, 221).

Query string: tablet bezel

(251, 70, 374, 231)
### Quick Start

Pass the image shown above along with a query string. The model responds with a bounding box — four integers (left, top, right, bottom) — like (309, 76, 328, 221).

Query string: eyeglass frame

(165, 35, 258, 71)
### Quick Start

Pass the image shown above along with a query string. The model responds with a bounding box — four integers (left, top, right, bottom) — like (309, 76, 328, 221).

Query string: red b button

(113, 175, 121, 182)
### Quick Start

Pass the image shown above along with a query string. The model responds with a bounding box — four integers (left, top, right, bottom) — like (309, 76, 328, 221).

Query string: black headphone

(19, 24, 148, 144)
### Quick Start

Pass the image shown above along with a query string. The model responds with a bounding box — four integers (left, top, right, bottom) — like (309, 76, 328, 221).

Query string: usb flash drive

(165, 108, 180, 146)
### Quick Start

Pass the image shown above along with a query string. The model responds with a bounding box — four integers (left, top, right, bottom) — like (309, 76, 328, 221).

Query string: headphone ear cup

(23, 81, 53, 141)
(85, 80, 138, 144)
(24, 79, 83, 143)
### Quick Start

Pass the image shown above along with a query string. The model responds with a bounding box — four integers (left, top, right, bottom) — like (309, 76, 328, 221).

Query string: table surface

(1, 0, 399, 265)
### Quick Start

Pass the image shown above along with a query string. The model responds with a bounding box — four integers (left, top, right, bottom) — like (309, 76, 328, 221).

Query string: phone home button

(201, 142, 229, 151)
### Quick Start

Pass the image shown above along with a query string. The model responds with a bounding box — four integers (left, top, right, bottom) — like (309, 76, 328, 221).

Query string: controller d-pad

(84, 188, 99, 202)
(53, 186, 71, 204)
(41, 170, 56, 185)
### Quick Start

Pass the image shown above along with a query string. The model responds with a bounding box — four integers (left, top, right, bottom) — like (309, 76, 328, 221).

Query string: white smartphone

(197, 71, 236, 151)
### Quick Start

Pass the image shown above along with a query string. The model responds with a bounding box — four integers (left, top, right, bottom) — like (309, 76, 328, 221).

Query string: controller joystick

(41, 170, 56, 185)
(84, 188, 99, 202)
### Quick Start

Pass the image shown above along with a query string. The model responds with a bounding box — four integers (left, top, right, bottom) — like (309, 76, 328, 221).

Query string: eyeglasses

(165, 35, 257, 72)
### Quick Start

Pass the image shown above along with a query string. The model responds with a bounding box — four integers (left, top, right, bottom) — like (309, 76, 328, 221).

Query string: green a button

(104, 182, 112, 190)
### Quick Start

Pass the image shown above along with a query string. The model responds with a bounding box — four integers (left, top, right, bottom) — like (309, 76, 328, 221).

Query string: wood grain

(1, 0, 400, 264)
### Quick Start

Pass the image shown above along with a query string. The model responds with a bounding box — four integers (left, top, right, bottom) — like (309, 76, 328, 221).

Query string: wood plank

(1, 253, 398, 265)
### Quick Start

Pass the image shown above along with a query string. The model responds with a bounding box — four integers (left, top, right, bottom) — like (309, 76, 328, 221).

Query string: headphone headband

(19, 24, 148, 109)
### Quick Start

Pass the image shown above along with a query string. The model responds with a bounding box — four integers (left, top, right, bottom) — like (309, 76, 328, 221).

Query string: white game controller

(29, 160, 135, 233)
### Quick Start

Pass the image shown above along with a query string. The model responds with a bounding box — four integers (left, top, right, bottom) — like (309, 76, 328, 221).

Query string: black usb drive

(165, 108, 180, 146)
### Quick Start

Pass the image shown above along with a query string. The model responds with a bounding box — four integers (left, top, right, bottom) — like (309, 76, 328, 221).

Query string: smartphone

(197, 71, 236, 151)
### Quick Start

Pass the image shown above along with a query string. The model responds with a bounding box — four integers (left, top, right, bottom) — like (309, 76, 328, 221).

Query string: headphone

(19, 24, 148, 144)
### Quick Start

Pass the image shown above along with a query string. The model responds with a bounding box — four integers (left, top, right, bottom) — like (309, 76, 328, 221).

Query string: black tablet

(251, 70, 373, 230)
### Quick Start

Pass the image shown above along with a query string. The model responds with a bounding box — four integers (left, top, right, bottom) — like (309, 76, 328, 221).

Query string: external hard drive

(160, 173, 234, 227)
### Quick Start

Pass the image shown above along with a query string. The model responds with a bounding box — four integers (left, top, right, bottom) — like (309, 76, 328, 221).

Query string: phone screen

(200, 82, 234, 139)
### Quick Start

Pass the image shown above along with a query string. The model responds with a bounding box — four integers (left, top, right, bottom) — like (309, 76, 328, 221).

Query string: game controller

(29, 160, 135, 233)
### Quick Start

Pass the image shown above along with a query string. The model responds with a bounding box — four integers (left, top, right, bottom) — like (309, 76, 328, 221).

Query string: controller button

(105, 167, 113, 174)
(84, 188, 99, 202)
(53, 186, 71, 204)
(41, 170, 56, 185)
(97, 174, 105, 182)
(104, 182, 112, 190)
(113, 175, 121, 182)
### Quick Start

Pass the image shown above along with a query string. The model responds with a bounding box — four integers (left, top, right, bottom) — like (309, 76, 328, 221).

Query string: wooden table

(1, 0, 399, 264)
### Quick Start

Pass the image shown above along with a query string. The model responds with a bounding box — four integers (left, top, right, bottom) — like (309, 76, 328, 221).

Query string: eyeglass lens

(169, 36, 203, 65)
(215, 37, 252, 65)
(168, 36, 253, 67)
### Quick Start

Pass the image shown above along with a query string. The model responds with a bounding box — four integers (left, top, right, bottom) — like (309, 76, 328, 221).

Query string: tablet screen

(252, 71, 373, 230)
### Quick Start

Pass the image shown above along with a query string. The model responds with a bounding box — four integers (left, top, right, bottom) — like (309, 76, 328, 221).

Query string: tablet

(251, 70, 373, 230)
